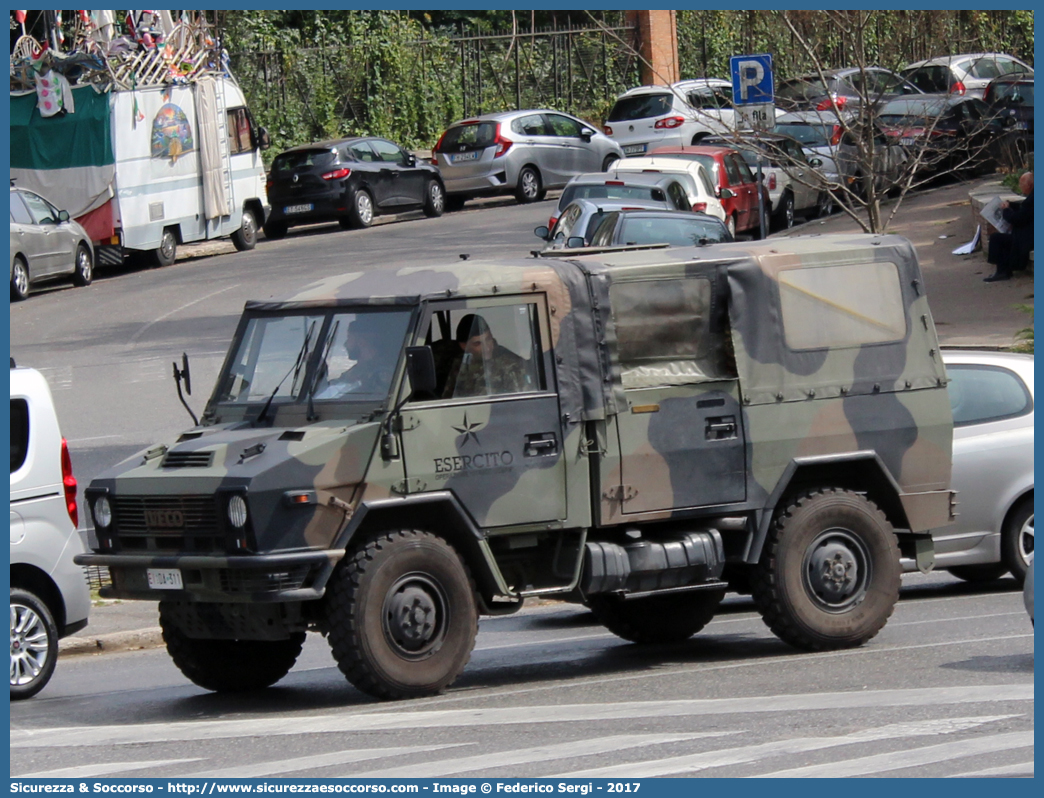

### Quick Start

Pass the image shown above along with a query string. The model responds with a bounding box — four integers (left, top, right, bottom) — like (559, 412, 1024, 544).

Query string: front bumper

(74, 549, 341, 603)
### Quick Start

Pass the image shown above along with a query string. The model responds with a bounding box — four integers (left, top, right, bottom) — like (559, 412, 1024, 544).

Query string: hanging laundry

(35, 69, 75, 117)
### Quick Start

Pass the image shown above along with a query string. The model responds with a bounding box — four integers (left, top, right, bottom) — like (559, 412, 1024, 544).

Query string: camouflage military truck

(77, 234, 955, 700)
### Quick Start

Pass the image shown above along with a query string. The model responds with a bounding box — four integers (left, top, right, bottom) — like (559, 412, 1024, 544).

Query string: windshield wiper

(306, 319, 340, 421)
(256, 320, 316, 425)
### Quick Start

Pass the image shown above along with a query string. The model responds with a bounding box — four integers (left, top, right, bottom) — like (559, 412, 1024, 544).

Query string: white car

(608, 156, 727, 222)
(10, 362, 90, 699)
(904, 350, 1034, 585)
(604, 79, 754, 156)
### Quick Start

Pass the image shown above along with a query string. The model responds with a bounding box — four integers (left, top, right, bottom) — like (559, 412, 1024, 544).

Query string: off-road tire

(11, 255, 30, 301)
(423, 180, 446, 217)
(159, 608, 304, 692)
(947, 563, 1008, 583)
(515, 166, 543, 204)
(588, 588, 725, 644)
(326, 530, 478, 700)
(10, 588, 59, 700)
(152, 228, 177, 267)
(752, 488, 900, 651)
(231, 209, 258, 251)
(71, 243, 93, 287)
(349, 189, 375, 229)
(1001, 497, 1033, 586)
(263, 221, 288, 240)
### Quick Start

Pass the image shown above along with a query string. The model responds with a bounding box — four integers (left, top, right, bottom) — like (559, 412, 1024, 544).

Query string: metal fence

(229, 23, 641, 151)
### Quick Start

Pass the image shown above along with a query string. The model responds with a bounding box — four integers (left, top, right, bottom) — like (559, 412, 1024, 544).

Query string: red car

(649, 145, 766, 237)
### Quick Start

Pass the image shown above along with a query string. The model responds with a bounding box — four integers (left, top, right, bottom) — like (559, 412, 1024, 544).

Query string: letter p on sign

(738, 61, 764, 101)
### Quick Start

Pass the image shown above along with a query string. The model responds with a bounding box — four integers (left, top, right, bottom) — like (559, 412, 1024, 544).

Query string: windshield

(214, 308, 413, 415)
(989, 82, 1035, 106)
(617, 215, 730, 246)
(560, 183, 667, 209)
(774, 122, 831, 147)
(607, 93, 673, 122)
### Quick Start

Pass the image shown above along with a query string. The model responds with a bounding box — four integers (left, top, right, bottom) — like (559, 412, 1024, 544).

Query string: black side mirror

(257, 126, 271, 150)
(57, 210, 70, 222)
(534, 225, 550, 240)
(405, 346, 437, 397)
(566, 236, 586, 248)
(406, 153, 418, 166)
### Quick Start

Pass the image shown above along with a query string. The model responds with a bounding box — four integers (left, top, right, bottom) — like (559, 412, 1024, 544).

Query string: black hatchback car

(984, 74, 1034, 160)
(263, 137, 445, 238)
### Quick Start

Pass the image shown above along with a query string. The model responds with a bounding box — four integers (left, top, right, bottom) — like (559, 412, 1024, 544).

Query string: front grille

(162, 451, 214, 468)
(112, 495, 226, 553)
(219, 566, 312, 594)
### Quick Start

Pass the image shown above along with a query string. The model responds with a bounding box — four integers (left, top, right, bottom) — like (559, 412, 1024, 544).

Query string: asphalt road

(9, 186, 1033, 779)
(10, 572, 1032, 778)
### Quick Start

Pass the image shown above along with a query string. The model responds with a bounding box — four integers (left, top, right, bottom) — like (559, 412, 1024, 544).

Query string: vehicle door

(783, 138, 818, 210)
(510, 114, 565, 186)
(18, 190, 71, 277)
(10, 191, 46, 278)
(368, 139, 425, 207)
(343, 140, 390, 207)
(724, 154, 757, 231)
(400, 298, 566, 528)
(545, 113, 601, 179)
(609, 275, 747, 516)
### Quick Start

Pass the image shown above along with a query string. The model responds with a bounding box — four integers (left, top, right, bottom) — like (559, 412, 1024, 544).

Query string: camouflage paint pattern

(79, 233, 953, 612)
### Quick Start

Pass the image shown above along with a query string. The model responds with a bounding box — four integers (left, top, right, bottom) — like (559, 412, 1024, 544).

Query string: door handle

(705, 415, 737, 441)
(524, 433, 558, 457)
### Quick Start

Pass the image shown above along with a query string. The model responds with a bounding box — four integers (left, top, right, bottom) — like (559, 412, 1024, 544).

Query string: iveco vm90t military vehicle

(78, 234, 955, 700)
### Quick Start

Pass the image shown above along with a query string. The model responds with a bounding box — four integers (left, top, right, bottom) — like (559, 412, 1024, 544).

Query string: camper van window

(778, 261, 908, 350)
(610, 278, 735, 387)
(227, 107, 253, 154)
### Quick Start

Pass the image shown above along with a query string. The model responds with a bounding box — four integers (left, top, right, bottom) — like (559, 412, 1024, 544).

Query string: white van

(10, 362, 90, 699)
(11, 75, 270, 268)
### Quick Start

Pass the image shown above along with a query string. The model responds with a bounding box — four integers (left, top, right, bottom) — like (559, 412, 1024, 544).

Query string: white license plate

(284, 203, 313, 214)
(451, 151, 479, 163)
(146, 568, 183, 590)
(900, 138, 916, 147)
(623, 144, 647, 155)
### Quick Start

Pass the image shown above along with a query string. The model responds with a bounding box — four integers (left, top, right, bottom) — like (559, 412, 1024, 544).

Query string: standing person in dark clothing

(985, 171, 1034, 282)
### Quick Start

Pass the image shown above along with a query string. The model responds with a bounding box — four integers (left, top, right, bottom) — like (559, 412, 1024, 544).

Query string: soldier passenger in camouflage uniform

(442, 314, 529, 398)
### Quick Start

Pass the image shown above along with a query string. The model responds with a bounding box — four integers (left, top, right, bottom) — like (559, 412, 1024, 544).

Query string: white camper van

(11, 43, 270, 267)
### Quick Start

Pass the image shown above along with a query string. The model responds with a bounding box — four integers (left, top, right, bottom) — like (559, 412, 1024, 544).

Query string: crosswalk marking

(350, 733, 738, 778)
(947, 760, 1035, 778)
(554, 716, 1020, 777)
(20, 759, 203, 778)
(11, 684, 1031, 751)
(757, 730, 1034, 777)
(190, 745, 469, 779)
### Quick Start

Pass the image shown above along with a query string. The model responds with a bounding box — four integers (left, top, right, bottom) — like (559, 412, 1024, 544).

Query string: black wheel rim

(382, 572, 448, 660)
(802, 528, 871, 612)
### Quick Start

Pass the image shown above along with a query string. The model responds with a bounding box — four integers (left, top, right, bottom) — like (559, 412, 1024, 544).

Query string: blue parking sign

(731, 53, 774, 105)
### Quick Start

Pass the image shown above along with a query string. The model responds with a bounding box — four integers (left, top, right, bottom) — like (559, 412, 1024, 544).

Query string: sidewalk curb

(60, 627, 164, 657)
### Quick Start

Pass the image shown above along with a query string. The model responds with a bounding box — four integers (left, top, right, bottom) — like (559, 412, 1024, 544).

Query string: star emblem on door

(452, 414, 483, 447)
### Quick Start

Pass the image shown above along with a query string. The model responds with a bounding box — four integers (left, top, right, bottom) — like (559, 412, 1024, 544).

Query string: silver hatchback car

(433, 110, 623, 209)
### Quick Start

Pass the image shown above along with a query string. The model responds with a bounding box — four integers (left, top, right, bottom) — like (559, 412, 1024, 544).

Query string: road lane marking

(190, 744, 468, 779)
(350, 733, 738, 778)
(19, 758, 203, 778)
(947, 760, 1034, 778)
(129, 285, 238, 344)
(757, 730, 1033, 777)
(10, 685, 1031, 750)
(553, 716, 1021, 778)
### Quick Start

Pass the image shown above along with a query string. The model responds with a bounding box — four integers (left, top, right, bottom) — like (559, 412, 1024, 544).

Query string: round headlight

(227, 495, 248, 529)
(93, 495, 112, 529)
